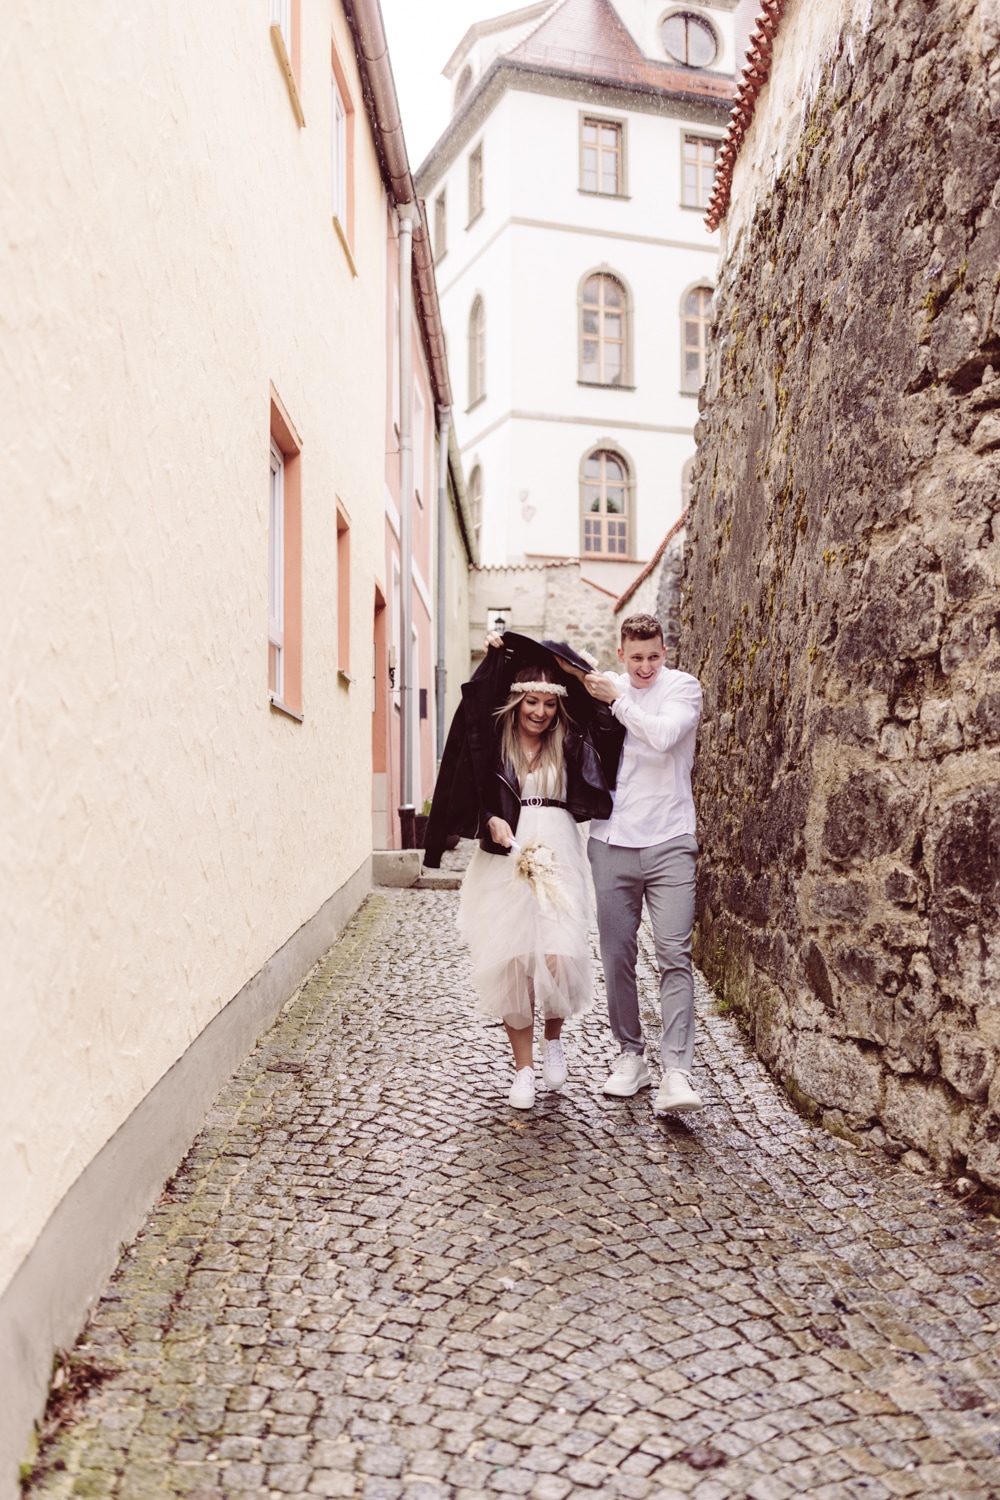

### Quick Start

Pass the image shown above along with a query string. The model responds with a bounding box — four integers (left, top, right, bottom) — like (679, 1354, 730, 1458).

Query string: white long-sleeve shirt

(589, 666, 702, 848)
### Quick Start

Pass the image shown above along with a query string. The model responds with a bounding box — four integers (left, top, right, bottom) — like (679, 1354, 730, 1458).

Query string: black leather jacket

(423, 634, 624, 868)
(478, 730, 615, 855)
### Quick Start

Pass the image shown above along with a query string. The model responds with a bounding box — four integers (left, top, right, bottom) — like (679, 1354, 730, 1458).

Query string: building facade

(416, 0, 735, 601)
(0, 0, 467, 1484)
(376, 217, 478, 848)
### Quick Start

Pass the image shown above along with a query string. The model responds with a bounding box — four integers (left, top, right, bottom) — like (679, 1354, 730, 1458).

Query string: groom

(583, 613, 704, 1115)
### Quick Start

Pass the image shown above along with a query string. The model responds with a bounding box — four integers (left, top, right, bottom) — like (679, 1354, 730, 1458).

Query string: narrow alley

(24, 865, 1000, 1500)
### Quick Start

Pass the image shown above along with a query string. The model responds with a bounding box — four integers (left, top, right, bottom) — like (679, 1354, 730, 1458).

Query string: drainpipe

(435, 405, 451, 765)
(397, 203, 417, 849)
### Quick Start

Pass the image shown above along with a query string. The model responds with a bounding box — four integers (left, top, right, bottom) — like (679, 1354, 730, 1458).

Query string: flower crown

(510, 679, 567, 698)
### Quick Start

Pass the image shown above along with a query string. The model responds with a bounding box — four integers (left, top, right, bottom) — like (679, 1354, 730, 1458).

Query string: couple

(424, 613, 703, 1116)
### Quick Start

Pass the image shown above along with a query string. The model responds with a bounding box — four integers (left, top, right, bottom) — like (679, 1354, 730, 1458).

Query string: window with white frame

(270, 0, 291, 49)
(331, 74, 347, 223)
(581, 273, 627, 386)
(682, 135, 720, 209)
(581, 117, 624, 196)
(468, 296, 485, 407)
(682, 285, 713, 393)
(581, 449, 629, 557)
(468, 142, 484, 224)
(269, 441, 285, 699)
(414, 384, 426, 506)
(468, 465, 483, 548)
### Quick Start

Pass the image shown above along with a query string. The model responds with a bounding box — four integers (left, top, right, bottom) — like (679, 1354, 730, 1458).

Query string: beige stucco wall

(0, 2, 385, 1297)
(443, 473, 474, 729)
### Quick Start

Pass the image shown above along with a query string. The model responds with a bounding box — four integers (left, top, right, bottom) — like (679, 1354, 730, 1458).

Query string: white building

(415, 0, 735, 589)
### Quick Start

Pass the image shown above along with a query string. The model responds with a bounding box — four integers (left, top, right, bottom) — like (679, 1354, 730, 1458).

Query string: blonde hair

(494, 666, 572, 795)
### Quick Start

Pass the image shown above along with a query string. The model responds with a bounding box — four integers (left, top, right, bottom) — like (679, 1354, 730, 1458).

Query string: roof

(443, 2, 552, 79)
(506, 0, 733, 103)
(613, 507, 689, 613)
(417, 0, 734, 187)
(705, 0, 790, 231)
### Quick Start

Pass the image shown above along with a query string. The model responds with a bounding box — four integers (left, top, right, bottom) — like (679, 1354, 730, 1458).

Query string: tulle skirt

(457, 805, 593, 1030)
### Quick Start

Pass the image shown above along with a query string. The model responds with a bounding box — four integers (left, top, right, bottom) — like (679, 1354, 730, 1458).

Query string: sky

(379, 0, 494, 171)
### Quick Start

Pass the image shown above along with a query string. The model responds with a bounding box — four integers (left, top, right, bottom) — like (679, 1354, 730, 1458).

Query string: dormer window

(454, 64, 473, 110)
(661, 11, 718, 68)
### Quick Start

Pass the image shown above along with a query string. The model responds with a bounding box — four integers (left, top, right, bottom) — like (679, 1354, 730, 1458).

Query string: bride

(452, 644, 616, 1108)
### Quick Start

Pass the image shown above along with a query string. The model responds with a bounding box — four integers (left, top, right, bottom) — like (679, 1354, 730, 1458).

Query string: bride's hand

(484, 631, 504, 651)
(488, 816, 515, 848)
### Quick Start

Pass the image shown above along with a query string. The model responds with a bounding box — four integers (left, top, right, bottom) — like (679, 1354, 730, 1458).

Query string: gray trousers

(588, 835, 698, 1070)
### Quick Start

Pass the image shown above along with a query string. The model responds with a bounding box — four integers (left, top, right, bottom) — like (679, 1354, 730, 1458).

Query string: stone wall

(615, 518, 688, 669)
(469, 561, 620, 669)
(685, 0, 1000, 1189)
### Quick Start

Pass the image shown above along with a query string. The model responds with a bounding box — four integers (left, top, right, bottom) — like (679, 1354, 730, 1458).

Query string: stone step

(414, 870, 462, 890)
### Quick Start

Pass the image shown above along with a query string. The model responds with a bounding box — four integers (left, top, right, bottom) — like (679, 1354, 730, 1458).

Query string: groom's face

(618, 636, 664, 689)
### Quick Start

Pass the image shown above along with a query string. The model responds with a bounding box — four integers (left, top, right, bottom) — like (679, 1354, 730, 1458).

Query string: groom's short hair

(620, 613, 663, 646)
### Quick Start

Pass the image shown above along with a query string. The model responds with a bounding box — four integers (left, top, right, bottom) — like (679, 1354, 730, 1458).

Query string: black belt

(521, 797, 567, 808)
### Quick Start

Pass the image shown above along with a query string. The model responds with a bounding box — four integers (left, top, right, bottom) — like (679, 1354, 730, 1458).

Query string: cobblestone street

(26, 861, 1000, 1500)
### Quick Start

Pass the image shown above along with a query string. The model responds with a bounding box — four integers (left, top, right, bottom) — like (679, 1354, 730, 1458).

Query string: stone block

(882, 1075, 972, 1171)
(372, 850, 423, 888)
(791, 1033, 882, 1121)
(937, 1029, 995, 1102)
(966, 1115, 1000, 1190)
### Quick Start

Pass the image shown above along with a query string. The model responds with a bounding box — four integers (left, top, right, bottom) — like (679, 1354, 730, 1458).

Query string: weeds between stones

(20, 1350, 115, 1494)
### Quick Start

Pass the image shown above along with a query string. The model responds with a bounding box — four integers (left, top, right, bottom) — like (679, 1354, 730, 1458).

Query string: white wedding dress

(457, 769, 593, 1029)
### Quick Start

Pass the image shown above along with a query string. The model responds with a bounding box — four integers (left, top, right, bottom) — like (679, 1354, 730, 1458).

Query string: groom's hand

(583, 672, 623, 703)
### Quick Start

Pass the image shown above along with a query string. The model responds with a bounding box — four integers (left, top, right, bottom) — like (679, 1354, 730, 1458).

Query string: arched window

(661, 12, 718, 67)
(454, 65, 473, 110)
(468, 296, 485, 407)
(468, 464, 483, 548)
(581, 449, 630, 557)
(682, 285, 712, 394)
(580, 273, 628, 386)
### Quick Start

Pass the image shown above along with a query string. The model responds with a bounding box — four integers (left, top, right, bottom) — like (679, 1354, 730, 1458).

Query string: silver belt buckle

(523, 795, 543, 807)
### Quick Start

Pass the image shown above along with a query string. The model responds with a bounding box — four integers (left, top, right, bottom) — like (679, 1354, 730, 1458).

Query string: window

(330, 44, 356, 260)
(331, 74, 347, 224)
(269, 0, 303, 125)
(682, 285, 713, 393)
(270, 0, 291, 50)
(469, 465, 483, 547)
(581, 117, 624, 196)
(268, 387, 303, 715)
(434, 191, 447, 261)
(468, 142, 484, 224)
(468, 296, 485, 408)
(581, 274, 626, 386)
(662, 11, 718, 67)
(337, 504, 351, 677)
(455, 65, 473, 111)
(269, 443, 284, 699)
(414, 384, 426, 506)
(682, 134, 720, 209)
(582, 449, 629, 557)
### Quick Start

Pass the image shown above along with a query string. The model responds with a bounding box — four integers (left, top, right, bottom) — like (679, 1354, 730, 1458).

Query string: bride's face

(517, 691, 559, 740)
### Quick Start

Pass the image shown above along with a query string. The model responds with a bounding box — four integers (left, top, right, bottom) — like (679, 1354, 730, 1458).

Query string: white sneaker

(602, 1052, 652, 1097)
(508, 1067, 536, 1109)
(653, 1068, 704, 1114)
(542, 1039, 567, 1090)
